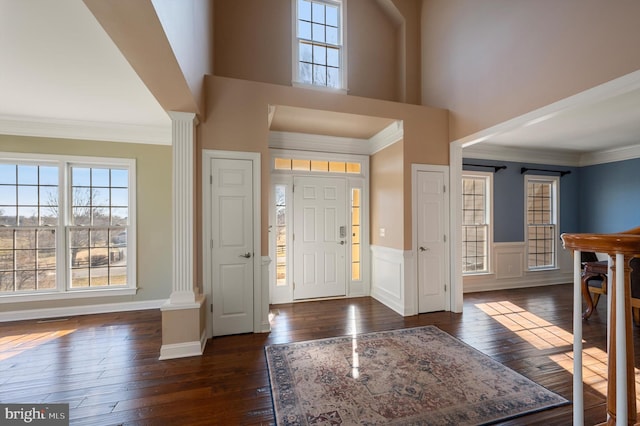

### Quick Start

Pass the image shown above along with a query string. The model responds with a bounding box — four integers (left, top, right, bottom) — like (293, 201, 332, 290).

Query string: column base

(159, 294, 207, 360)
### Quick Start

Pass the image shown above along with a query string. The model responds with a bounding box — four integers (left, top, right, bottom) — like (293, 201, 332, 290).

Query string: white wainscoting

(370, 245, 414, 316)
(464, 242, 573, 292)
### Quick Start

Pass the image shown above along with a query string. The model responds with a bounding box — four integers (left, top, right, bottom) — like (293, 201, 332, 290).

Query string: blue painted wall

(579, 158, 640, 233)
(463, 159, 580, 243)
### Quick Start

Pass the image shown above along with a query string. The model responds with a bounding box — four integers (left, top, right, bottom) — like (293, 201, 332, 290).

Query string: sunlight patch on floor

(0, 329, 76, 362)
(473, 300, 640, 399)
(475, 301, 574, 350)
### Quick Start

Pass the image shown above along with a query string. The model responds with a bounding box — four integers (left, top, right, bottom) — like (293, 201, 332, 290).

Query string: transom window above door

(274, 157, 360, 174)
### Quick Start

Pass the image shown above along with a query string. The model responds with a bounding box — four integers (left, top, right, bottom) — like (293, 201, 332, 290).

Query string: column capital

(167, 111, 199, 125)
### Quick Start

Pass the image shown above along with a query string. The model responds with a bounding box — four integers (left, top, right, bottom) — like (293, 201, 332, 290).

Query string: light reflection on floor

(0, 329, 76, 362)
(475, 300, 640, 400)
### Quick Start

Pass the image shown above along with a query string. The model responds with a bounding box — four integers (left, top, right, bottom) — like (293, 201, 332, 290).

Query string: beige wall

(0, 135, 172, 311)
(370, 141, 404, 250)
(197, 75, 448, 285)
(85, 0, 209, 114)
(421, 0, 640, 141)
(214, 0, 405, 102)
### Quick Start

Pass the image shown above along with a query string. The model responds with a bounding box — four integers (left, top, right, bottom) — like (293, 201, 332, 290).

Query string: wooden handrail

(561, 228, 640, 426)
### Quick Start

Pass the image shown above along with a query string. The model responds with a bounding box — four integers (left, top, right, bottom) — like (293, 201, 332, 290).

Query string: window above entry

(292, 0, 347, 93)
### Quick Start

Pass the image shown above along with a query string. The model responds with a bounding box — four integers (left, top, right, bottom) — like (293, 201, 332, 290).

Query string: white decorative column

(168, 111, 198, 305)
(160, 111, 206, 360)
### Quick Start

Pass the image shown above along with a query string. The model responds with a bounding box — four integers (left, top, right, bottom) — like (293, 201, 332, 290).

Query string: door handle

(419, 246, 429, 252)
(239, 252, 252, 258)
(338, 241, 345, 245)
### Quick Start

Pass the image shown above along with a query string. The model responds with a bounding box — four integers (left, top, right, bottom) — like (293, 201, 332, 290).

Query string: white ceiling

(481, 86, 640, 154)
(0, 0, 171, 143)
(2, 0, 639, 155)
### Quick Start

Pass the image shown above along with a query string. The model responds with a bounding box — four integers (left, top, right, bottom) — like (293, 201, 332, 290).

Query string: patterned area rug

(265, 326, 568, 425)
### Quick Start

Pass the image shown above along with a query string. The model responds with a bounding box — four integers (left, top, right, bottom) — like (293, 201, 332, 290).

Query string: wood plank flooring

(1, 284, 638, 425)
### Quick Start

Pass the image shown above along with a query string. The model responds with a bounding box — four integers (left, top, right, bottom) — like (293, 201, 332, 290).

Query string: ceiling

(2, 0, 639, 156)
(479, 86, 640, 155)
(0, 0, 170, 143)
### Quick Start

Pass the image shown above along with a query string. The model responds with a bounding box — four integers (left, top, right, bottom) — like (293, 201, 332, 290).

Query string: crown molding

(463, 143, 581, 166)
(269, 131, 370, 154)
(579, 143, 640, 167)
(0, 115, 172, 145)
(369, 120, 403, 154)
(269, 120, 403, 155)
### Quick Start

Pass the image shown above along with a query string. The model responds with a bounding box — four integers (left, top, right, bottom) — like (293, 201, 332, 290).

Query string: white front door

(293, 176, 347, 300)
(417, 170, 447, 312)
(211, 158, 254, 336)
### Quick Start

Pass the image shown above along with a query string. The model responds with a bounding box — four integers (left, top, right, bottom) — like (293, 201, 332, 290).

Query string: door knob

(239, 252, 252, 258)
(419, 246, 429, 252)
(338, 241, 345, 245)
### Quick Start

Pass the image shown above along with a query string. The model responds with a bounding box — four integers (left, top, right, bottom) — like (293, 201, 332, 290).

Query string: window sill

(0, 287, 138, 304)
(292, 81, 348, 95)
(527, 267, 560, 273)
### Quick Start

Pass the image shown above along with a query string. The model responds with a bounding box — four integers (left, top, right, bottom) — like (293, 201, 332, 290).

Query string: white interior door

(293, 176, 347, 300)
(417, 170, 447, 312)
(211, 158, 254, 336)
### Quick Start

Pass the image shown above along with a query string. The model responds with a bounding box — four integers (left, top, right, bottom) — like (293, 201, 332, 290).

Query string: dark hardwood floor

(0, 284, 637, 425)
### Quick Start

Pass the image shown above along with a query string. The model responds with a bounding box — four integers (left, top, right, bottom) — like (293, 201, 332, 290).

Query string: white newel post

(159, 111, 206, 360)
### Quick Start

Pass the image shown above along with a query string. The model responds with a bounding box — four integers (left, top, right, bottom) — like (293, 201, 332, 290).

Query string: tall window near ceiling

(293, 0, 346, 91)
(462, 172, 491, 274)
(525, 175, 558, 270)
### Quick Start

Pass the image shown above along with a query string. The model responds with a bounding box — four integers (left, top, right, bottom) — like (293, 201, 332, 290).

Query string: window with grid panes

(294, 0, 345, 90)
(525, 176, 558, 269)
(0, 154, 135, 299)
(0, 164, 59, 292)
(462, 173, 490, 274)
(69, 166, 129, 288)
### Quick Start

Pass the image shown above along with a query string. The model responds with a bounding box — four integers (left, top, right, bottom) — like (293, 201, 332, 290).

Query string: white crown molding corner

(0, 115, 172, 145)
(579, 143, 640, 167)
(369, 120, 403, 155)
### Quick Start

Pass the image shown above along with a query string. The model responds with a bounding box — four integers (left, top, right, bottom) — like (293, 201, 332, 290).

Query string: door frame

(202, 150, 262, 338)
(268, 149, 370, 304)
(411, 163, 451, 314)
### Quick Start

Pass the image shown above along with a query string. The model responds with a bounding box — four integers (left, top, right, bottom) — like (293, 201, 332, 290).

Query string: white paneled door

(211, 158, 254, 336)
(293, 176, 347, 300)
(417, 170, 447, 312)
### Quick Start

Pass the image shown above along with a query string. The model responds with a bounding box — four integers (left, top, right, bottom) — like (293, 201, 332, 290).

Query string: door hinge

(293, 233, 295, 241)
(292, 185, 295, 193)
(210, 239, 213, 249)
(293, 282, 296, 290)
(443, 185, 446, 193)
(443, 235, 447, 242)
(210, 303, 213, 313)
(210, 175, 213, 184)
(444, 284, 447, 292)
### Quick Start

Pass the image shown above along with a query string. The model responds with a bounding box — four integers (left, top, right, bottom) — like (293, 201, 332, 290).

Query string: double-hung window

(293, 0, 346, 91)
(525, 175, 558, 270)
(0, 153, 136, 301)
(462, 172, 492, 274)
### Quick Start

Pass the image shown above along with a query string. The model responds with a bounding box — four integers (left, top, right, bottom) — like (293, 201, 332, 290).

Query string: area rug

(265, 326, 568, 425)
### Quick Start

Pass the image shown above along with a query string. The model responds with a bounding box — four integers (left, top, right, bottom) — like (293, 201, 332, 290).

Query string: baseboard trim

(0, 299, 165, 323)
(159, 329, 207, 360)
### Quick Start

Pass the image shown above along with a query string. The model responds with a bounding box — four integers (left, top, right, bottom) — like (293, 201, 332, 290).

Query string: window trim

(0, 152, 137, 303)
(524, 174, 559, 271)
(291, 0, 348, 93)
(461, 171, 493, 275)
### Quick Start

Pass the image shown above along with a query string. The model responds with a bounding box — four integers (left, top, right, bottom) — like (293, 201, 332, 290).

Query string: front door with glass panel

(293, 176, 347, 300)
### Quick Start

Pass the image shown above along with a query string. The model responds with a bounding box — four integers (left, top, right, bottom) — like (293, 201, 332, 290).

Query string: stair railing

(561, 226, 640, 426)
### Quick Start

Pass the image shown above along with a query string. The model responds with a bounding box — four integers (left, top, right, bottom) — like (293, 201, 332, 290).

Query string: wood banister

(561, 229, 640, 426)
